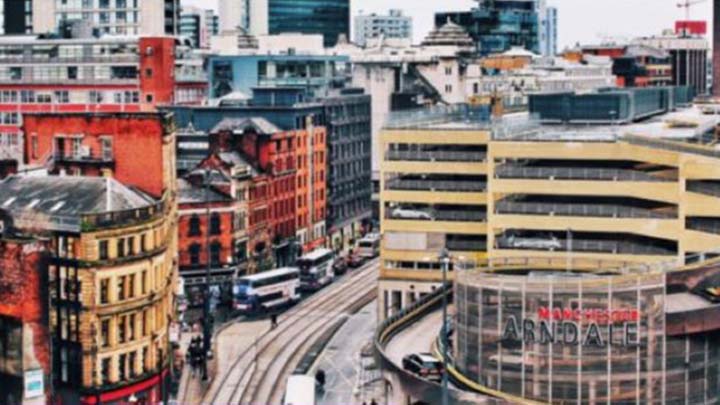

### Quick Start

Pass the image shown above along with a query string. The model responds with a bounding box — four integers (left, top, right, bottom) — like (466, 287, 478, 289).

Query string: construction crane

(677, 0, 708, 21)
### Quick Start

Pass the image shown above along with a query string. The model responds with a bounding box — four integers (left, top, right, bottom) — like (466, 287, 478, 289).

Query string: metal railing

(496, 237, 675, 256)
(385, 150, 487, 163)
(386, 179, 487, 193)
(495, 201, 676, 219)
(494, 165, 670, 182)
(0, 55, 139, 64)
(687, 219, 720, 236)
(80, 198, 165, 231)
(447, 240, 488, 252)
(55, 152, 114, 163)
(624, 135, 720, 159)
(687, 182, 720, 198)
(384, 104, 491, 130)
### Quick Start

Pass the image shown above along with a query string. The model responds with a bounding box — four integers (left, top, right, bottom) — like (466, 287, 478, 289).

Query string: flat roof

(240, 267, 299, 281)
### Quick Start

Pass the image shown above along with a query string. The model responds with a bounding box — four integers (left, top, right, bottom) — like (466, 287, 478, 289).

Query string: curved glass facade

(268, 0, 350, 47)
(455, 271, 720, 403)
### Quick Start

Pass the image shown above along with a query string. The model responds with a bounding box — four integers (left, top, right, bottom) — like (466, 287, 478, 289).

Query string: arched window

(210, 242, 222, 265)
(210, 213, 221, 235)
(189, 244, 201, 265)
(188, 215, 201, 237)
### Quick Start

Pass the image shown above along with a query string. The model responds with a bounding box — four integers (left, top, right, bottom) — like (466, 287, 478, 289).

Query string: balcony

(80, 198, 165, 232)
(495, 201, 676, 219)
(386, 150, 487, 163)
(386, 178, 486, 193)
(495, 165, 669, 182)
(54, 151, 115, 165)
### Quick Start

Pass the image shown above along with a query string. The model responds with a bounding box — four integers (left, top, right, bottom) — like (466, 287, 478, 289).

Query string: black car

(333, 257, 348, 276)
(402, 353, 443, 382)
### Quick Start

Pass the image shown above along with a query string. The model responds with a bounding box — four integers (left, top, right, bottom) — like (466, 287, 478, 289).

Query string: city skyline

(183, 0, 714, 49)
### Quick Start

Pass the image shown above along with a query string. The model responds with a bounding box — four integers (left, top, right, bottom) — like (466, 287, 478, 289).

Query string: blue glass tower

(436, 0, 541, 56)
(268, 0, 350, 47)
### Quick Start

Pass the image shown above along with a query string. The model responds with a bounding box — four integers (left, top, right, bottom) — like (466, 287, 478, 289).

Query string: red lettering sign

(537, 307, 639, 324)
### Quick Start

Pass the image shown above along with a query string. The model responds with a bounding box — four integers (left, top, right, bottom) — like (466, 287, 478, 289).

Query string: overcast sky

(184, 0, 714, 50)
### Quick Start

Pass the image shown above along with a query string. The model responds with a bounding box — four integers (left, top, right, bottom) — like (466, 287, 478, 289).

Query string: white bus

(297, 248, 335, 292)
(357, 233, 381, 259)
(232, 267, 300, 314)
(283, 375, 316, 405)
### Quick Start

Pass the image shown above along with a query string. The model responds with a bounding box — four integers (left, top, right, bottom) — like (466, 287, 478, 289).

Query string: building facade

(378, 87, 714, 320)
(353, 10, 412, 48)
(0, 230, 51, 404)
(436, 0, 541, 56)
(18, 111, 178, 403)
(0, 34, 207, 165)
(247, 0, 350, 46)
(0, 0, 34, 34)
(634, 35, 710, 95)
(177, 178, 247, 309)
(455, 259, 720, 403)
(542, 6, 557, 56)
(180, 6, 219, 49)
(170, 86, 371, 254)
(30, 0, 180, 36)
(219, 0, 249, 33)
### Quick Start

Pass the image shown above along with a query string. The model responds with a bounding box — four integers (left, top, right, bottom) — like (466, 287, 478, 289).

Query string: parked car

(391, 208, 433, 220)
(347, 253, 365, 269)
(402, 353, 443, 382)
(333, 257, 348, 276)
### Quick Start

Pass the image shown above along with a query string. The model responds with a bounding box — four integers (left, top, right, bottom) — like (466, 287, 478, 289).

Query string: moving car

(402, 353, 443, 382)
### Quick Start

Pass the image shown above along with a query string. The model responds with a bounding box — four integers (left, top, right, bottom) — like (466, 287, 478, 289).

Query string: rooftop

(177, 178, 232, 205)
(0, 175, 157, 233)
(211, 117, 282, 135)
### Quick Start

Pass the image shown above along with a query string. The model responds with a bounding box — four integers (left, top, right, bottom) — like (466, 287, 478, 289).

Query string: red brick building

(177, 177, 248, 307)
(206, 117, 328, 266)
(22, 112, 175, 198)
(0, 35, 206, 165)
(0, 216, 51, 404)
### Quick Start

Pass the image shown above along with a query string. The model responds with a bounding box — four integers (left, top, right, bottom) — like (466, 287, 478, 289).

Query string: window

(210, 213, 221, 235)
(140, 233, 146, 252)
(99, 240, 109, 260)
(128, 236, 135, 256)
(100, 319, 110, 347)
(189, 244, 200, 265)
(211, 242, 221, 265)
(188, 215, 201, 236)
(128, 313, 136, 341)
(128, 274, 135, 299)
(101, 357, 111, 384)
(9, 67, 21, 80)
(145, 94, 153, 103)
(141, 270, 147, 294)
(118, 353, 127, 381)
(118, 315, 126, 344)
(100, 137, 113, 160)
(117, 238, 126, 258)
(145, 68, 153, 78)
(128, 351, 136, 378)
(117, 276, 126, 301)
(100, 279, 109, 304)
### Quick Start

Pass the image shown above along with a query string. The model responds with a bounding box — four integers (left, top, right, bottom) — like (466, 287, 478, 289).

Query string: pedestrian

(370, 398, 378, 405)
(188, 341, 198, 378)
(271, 313, 278, 329)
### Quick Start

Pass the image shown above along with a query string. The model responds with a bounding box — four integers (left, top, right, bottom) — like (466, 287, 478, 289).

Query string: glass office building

(268, 0, 350, 47)
(436, 0, 541, 56)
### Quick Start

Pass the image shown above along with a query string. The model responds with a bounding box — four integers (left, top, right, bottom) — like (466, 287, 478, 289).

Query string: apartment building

(0, 34, 207, 164)
(17, 111, 177, 402)
(29, 0, 180, 36)
(354, 9, 412, 48)
(0, 175, 175, 404)
(378, 86, 720, 320)
(0, 231, 51, 404)
(180, 6, 219, 49)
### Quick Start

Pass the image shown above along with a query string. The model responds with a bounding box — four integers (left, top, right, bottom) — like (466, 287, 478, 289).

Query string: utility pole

(203, 169, 212, 380)
(439, 248, 450, 405)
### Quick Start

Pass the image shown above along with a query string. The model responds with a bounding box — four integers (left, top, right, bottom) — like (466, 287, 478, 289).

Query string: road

(313, 300, 383, 405)
(202, 258, 379, 404)
(385, 309, 443, 367)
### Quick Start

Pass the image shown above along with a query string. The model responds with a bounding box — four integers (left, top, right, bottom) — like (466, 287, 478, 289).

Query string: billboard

(675, 20, 707, 36)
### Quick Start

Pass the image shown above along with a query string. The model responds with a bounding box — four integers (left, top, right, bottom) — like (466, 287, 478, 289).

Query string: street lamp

(438, 248, 450, 405)
(566, 228, 572, 273)
(202, 168, 216, 380)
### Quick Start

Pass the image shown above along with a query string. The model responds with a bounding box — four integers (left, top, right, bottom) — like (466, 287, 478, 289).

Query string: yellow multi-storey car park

(378, 90, 720, 320)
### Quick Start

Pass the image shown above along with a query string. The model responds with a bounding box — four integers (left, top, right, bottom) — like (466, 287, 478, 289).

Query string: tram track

(203, 259, 379, 404)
